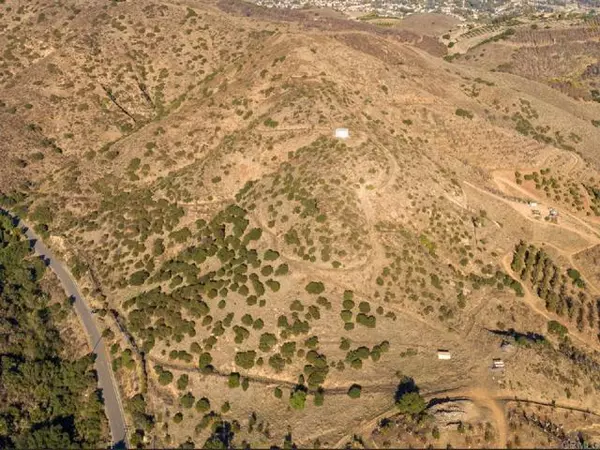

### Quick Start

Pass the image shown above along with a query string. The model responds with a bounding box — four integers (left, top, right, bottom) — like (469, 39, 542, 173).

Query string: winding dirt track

(463, 175, 600, 353)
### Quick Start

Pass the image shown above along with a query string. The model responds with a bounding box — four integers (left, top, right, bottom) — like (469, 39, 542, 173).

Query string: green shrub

(235, 351, 257, 369)
(195, 397, 210, 412)
(170, 227, 191, 243)
(356, 313, 376, 328)
(198, 352, 212, 369)
(280, 341, 296, 358)
(343, 299, 355, 310)
(305, 281, 325, 294)
(348, 384, 362, 399)
(180, 392, 195, 408)
(228, 372, 241, 388)
(233, 326, 250, 344)
(290, 300, 304, 311)
(245, 228, 262, 242)
(268, 354, 286, 372)
(396, 392, 426, 416)
(430, 274, 442, 289)
(251, 278, 265, 296)
(259, 333, 278, 352)
(289, 388, 307, 410)
(241, 314, 254, 326)
(547, 320, 568, 338)
(567, 268, 584, 288)
(304, 336, 319, 349)
(314, 388, 325, 406)
(275, 263, 289, 276)
(152, 238, 165, 256)
(455, 108, 474, 119)
(340, 338, 351, 351)
(129, 270, 150, 286)
(176, 374, 189, 390)
(266, 279, 280, 292)
(264, 249, 279, 260)
(158, 369, 173, 386)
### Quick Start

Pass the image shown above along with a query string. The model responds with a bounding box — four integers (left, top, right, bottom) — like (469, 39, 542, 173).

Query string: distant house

(549, 208, 558, 217)
(492, 358, 505, 369)
(528, 201, 538, 208)
(437, 350, 452, 360)
(335, 128, 349, 139)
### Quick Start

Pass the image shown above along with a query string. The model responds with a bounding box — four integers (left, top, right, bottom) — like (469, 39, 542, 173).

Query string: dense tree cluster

(122, 204, 290, 353)
(585, 184, 600, 216)
(125, 393, 154, 447)
(0, 214, 108, 448)
(512, 241, 595, 333)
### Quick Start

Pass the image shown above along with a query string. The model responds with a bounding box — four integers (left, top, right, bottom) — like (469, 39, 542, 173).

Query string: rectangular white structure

(492, 358, 505, 368)
(335, 128, 349, 139)
(437, 350, 451, 360)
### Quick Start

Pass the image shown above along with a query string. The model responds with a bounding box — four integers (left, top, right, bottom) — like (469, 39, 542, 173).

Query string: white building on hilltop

(335, 128, 349, 139)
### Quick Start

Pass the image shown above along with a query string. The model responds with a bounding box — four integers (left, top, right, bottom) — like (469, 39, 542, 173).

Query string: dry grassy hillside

(2, 1, 600, 448)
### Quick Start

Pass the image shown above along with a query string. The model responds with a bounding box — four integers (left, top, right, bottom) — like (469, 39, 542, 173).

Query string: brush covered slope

(2, 1, 600, 448)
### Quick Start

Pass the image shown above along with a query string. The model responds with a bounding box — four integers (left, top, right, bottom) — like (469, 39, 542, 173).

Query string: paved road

(4, 211, 128, 448)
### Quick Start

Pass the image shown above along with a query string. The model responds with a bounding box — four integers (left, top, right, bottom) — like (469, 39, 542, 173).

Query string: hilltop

(2, 1, 600, 448)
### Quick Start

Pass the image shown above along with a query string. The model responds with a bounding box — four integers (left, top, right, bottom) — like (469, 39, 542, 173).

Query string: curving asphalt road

(3, 211, 128, 448)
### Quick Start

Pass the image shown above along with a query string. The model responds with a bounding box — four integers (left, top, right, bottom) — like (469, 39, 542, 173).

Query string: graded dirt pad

(3, 0, 600, 448)
(394, 13, 461, 37)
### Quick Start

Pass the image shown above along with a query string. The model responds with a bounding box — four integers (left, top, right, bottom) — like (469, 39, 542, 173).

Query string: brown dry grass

(3, 1, 600, 447)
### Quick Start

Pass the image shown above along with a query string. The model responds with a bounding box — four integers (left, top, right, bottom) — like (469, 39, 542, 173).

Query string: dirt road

(3, 210, 128, 448)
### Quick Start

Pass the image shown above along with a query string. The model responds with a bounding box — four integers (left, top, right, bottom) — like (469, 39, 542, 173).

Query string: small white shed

(437, 350, 452, 360)
(335, 128, 349, 139)
(492, 358, 505, 369)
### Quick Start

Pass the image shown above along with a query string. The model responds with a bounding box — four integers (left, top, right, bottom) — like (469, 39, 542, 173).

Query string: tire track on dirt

(147, 355, 402, 395)
(464, 180, 600, 244)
